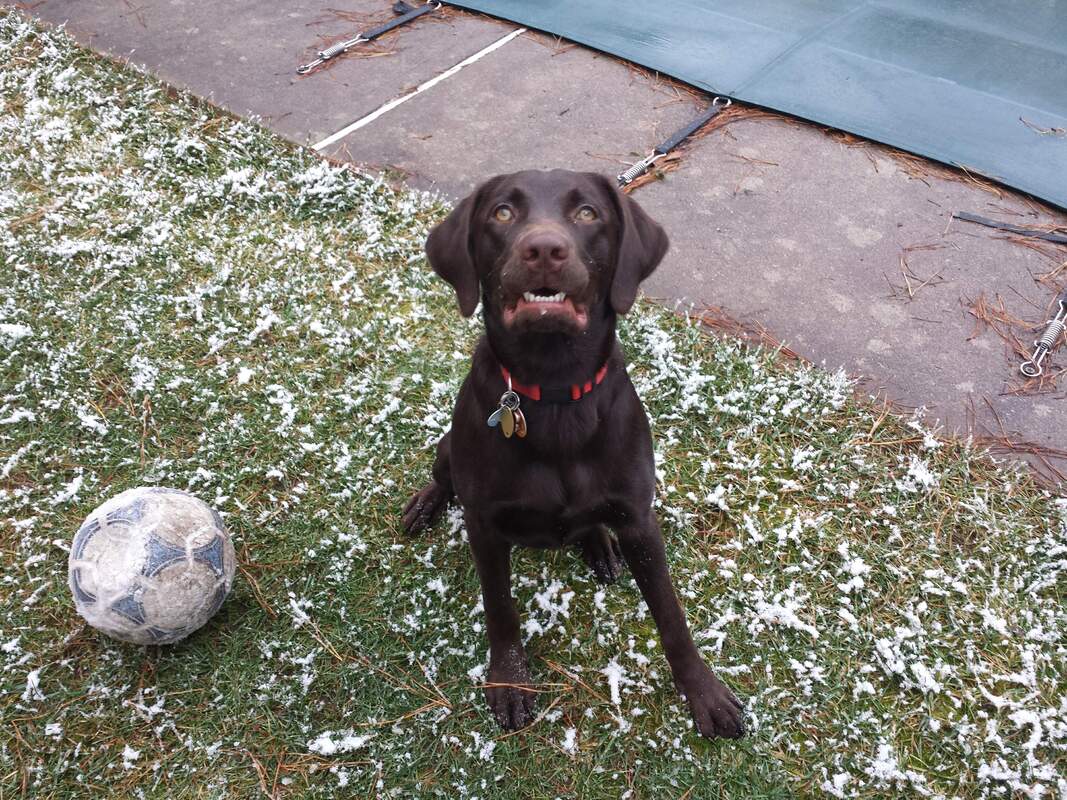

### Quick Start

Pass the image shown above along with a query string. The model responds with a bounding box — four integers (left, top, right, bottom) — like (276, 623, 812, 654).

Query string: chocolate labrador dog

(402, 169, 744, 739)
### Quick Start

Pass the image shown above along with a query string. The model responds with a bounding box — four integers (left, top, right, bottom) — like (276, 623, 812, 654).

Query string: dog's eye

(575, 205, 598, 222)
(493, 205, 514, 223)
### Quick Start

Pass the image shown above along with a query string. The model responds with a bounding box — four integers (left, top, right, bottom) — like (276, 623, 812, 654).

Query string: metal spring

(1020, 298, 1067, 377)
(1036, 318, 1065, 352)
(617, 162, 648, 185)
(320, 36, 364, 60)
(616, 154, 663, 186)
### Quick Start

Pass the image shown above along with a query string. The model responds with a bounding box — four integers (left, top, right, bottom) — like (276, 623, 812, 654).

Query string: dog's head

(426, 169, 668, 334)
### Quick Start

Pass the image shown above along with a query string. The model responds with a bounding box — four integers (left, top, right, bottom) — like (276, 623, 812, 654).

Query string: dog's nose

(519, 231, 570, 272)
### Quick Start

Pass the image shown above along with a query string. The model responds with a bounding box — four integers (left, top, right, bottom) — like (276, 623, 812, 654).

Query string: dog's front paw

(402, 480, 451, 535)
(579, 526, 625, 584)
(485, 649, 536, 731)
(677, 663, 746, 740)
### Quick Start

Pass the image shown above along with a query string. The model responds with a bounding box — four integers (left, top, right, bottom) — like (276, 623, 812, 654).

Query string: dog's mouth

(501, 287, 589, 330)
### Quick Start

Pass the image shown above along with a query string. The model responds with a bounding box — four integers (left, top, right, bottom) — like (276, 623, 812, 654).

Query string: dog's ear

(426, 180, 497, 317)
(596, 177, 669, 315)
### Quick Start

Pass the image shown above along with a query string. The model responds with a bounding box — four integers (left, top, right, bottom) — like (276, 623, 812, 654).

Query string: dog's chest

(451, 366, 654, 547)
(486, 457, 618, 547)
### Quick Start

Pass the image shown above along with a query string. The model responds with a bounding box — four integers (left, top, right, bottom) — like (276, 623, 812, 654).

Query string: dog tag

(488, 390, 521, 429)
(514, 407, 527, 438)
(501, 406, 515, 438)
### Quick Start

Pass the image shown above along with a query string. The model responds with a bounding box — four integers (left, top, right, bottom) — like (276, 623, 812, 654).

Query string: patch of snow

(307, 730, 374, 756)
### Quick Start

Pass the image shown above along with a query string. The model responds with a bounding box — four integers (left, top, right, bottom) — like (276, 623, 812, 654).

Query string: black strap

(364, 2, 436, 41)
(954, 212, 1067, 245)
(655, 99, 732, 155)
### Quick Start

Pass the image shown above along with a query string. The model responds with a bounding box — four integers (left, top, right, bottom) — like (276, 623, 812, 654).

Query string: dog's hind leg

(578, 525, 625, 584)
(402, 432, 455, 535)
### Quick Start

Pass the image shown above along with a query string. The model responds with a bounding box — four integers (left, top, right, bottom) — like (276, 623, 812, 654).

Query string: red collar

(500, 361, 609, 403)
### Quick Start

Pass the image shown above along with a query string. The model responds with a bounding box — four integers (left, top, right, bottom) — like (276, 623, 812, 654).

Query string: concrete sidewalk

(18, 0, 1067, 480)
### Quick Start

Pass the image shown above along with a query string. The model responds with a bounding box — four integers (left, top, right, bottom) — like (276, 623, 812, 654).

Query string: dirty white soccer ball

(68, 487, 236, 645)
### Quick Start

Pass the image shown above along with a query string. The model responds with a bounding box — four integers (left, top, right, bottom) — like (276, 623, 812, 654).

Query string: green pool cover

(447, 0, 1067, 210)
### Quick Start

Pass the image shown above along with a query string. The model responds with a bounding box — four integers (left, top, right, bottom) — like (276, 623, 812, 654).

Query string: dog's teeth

(522, 291, 566, 303)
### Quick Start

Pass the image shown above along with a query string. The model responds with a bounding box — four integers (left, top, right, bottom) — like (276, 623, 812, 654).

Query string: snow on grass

(307, 730, 374, 756)
(0, 9, 1064, 799)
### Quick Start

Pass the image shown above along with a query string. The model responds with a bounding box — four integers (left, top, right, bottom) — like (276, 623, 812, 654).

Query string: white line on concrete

(311, 27, 527, 152)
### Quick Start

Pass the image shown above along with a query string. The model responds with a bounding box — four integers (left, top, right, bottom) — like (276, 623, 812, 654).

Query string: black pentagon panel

(145, 626, 185, 644)
(70, 568, 96, 604)
(210, 507, 226, 534)
(106, 497, 146, 526)
(193, 535, 227, 577)
(72, 519, 99, 560)
(142, 533, 187, 578)
(110, 590, 146, 624)
(205, 582, 227, 617)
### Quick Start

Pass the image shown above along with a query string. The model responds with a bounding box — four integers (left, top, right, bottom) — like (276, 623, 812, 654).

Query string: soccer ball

(68, 487, 236, 645)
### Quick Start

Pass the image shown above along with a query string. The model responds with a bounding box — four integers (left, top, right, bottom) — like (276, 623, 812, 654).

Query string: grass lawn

(1, 10, 1065, 799)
